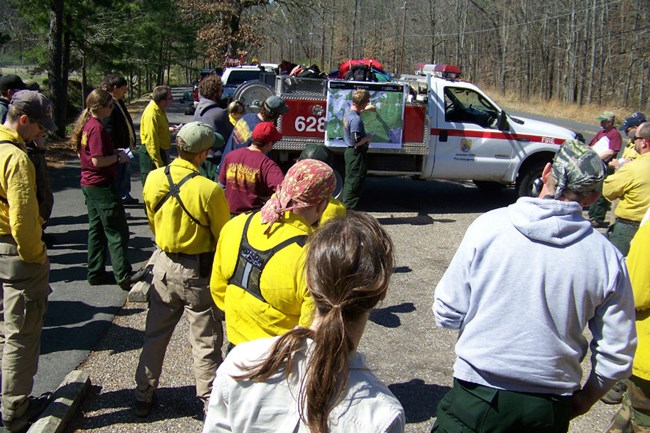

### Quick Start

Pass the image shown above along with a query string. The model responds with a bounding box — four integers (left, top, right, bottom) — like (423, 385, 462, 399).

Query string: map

(325, 81, 406, 149)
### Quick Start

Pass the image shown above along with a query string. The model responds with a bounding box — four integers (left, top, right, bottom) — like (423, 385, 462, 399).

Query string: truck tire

(515, 160, 548, 198)
(473, 180, 506, 193)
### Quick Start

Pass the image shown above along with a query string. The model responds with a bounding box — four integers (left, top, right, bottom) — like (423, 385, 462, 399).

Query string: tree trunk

(47, 0, 65, 137)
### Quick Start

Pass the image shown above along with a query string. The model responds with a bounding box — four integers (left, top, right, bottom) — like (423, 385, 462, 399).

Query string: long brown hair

(236, 211, 395, 433)
(69, 88, 112, 151)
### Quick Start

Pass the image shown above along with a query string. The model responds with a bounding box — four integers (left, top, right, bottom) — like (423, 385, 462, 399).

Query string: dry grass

(480, 84, 633, 126)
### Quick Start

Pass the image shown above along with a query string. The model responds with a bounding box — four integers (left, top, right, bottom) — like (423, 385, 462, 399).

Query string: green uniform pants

(431, 379, 571, 433)
(588, 194, 612, 223)
(607, 219, 639, 256)
(0, 238, 49, 422)
(341, 147, 368, 210)
(588, 166, 614, 223)
(82, 185, 131, 285)
(138, 145, 169, 185)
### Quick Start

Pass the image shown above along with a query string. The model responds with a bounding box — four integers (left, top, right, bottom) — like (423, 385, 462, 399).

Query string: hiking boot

(134, 395, 156, 418)
(601, 380, 627, 405)
(590, 219, 609, 229)
(2, 392, 53, 433)
(130, 266, 149, 284)
(122, 196, 140, 205)
(88, 272, 116, 286)
(120, 267, 150, 291)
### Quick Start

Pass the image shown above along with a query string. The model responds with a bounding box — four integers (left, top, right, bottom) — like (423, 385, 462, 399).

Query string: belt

(164, 251, 214, 260)
(0, 234, 16, 244)
(616, 217, 640, 228)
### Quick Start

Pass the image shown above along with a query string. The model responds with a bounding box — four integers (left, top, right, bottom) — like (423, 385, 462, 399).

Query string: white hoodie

(433, 197, 637, 395)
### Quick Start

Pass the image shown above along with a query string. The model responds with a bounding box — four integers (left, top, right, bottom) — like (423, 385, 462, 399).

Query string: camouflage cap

(551, 139, 605, 199)
(597, 111, 615, 121)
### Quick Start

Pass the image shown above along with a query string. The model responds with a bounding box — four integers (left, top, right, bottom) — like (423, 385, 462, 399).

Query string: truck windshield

(225, 70, 261, 86)
(444, 87, 499, 129)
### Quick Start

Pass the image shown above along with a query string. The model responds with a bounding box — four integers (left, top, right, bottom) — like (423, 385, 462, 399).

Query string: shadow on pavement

(69, 385, 202, 429)
(370, 302, 416, 328)
(44, 300, 143, 327)
(358, 177, 518, 215)
(41, 320, 120, 355)
(389, 379, 450, 424)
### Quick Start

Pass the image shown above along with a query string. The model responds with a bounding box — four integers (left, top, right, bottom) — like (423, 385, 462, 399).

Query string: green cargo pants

(138, 145, 169, 185)
(82, 185, 132, 285)
(341, 146, 368, 210)
(431, 379, 572, 433)
(588, 166, 614, 224)
(607, 219, 639, 257)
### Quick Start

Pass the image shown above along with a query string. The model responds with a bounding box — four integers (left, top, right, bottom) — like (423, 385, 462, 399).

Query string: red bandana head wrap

(260, 159, 335, 233)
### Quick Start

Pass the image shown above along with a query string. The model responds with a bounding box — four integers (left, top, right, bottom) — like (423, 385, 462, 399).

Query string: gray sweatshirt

(433, 197, 637, 395)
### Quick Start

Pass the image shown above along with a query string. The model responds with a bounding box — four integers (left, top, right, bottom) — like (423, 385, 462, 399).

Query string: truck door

(428, 84, 516, 181)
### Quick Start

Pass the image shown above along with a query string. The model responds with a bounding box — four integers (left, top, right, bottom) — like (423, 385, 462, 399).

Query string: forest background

(0, 0, 648, 138)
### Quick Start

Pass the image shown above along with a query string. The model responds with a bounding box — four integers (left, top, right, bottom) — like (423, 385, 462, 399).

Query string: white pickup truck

(238, 68, 581, 197)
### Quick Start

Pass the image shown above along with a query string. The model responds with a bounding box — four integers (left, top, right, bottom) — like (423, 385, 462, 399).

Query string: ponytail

(302, 305, 353, 433)
(69, 108, 91, 152)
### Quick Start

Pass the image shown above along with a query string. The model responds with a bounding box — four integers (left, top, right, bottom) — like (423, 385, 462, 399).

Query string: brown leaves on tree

(177, 0, 268, 62)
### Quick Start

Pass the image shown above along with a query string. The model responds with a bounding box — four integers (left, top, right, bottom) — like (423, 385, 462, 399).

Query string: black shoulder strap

(199, 103, 220, 117)
(228, 212, 308, 303)
(153, 165, 208, 228)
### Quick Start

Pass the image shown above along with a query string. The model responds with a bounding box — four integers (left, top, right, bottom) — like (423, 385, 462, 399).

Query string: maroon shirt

(218, 147, 284, 215)
(588, 127, 622, 154)
(79, 117, 116, 187)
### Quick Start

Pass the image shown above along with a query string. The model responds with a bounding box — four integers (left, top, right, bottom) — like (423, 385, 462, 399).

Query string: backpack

(345, 64, 376, 82)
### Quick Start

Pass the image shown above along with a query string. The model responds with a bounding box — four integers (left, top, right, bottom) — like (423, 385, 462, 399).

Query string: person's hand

(568, 391, 593, 419)
(608, 159, 619, 169)
(116, 149, 127, 164)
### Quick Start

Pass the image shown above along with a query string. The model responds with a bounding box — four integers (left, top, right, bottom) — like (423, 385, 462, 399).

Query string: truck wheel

(473, 181, 506, 193)
(516, 161, 547, 198)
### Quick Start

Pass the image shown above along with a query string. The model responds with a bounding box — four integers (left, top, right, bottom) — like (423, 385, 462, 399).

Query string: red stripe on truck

(430, 129, 565, 145)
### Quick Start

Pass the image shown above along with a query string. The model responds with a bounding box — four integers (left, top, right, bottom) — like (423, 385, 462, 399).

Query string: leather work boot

(2, 392, 53, 433)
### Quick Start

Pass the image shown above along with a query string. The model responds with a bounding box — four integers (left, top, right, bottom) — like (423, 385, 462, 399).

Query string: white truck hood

(508, 115, 576, 141)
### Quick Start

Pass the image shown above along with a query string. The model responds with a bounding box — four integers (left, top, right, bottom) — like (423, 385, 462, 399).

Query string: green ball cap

(213, 131, 225, 148)
(177, 122, 216, 153)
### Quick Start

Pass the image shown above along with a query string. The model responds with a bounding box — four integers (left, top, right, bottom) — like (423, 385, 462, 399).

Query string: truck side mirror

(496, 111, 508, 130)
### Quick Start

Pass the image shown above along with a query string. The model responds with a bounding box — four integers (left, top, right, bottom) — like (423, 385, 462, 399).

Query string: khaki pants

(0, 240, 49, 421)
(134, 251, 223, 406)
